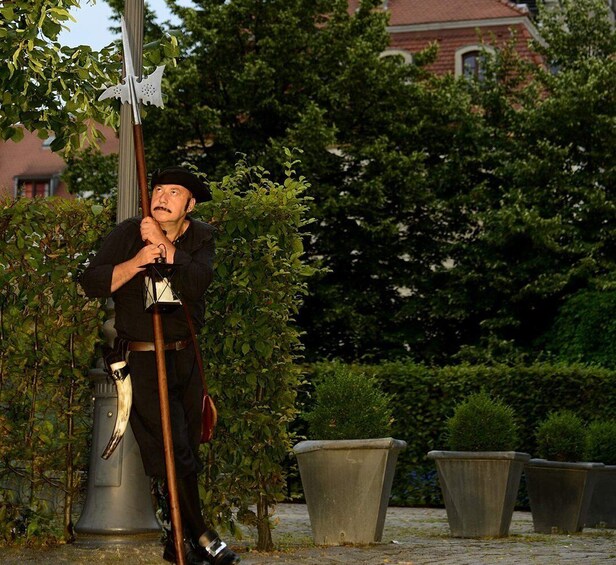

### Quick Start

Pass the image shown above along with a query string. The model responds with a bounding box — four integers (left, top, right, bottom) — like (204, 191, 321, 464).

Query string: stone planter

(524, 459, 603, 534)
(427, 450, 530, 538)
(293, 437, 406, 545)
(584, 464, 616, 529)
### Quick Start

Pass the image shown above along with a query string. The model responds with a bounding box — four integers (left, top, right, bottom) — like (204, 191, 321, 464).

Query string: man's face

(151, 183, 195, 224)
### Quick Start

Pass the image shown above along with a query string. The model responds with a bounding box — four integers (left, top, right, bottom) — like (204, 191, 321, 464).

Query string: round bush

(535, 410, 586, 462)
(585, 420, 616, 464)
(304, 363, 393, 440)
(446, 391, 519, 451)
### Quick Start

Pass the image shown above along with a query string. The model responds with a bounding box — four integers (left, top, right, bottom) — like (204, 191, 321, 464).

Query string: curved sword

(101, 357, 132, 460)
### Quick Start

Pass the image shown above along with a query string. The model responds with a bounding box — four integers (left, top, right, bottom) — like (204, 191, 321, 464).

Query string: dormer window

(455, 45, 495, 80)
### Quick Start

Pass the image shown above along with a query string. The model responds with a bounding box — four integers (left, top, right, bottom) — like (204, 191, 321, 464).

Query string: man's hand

(140, 217, 169, 247)
(110, 243, 164, 293)
(133, 243, 165, 268)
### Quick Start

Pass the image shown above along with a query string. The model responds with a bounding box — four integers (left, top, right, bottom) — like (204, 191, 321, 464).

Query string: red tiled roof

(348, 0, 529, 25)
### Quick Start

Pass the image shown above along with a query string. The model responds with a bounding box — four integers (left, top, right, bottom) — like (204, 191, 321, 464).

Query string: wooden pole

(133, 124, 186, 565)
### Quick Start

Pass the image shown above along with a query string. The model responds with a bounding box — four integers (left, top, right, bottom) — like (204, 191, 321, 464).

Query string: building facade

(0, 126, 118, 200)
(349, 0, 544, 76)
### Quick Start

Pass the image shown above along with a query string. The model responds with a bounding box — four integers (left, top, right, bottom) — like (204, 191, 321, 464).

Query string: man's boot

(163, 530, 209, 565)
(196, 530, 241, 564)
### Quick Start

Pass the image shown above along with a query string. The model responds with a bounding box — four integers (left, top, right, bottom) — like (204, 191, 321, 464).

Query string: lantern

(142, 261, 182, 313)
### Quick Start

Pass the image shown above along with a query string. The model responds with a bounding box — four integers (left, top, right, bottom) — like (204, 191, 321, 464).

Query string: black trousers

(128, 347, 203, 478)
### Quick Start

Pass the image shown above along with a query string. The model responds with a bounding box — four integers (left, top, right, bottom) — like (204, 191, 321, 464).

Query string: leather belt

(127, 339, 191, 352)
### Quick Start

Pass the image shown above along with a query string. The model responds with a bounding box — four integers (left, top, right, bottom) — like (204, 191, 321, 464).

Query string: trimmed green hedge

(193, 158, 315, 549)
(0, 197, 113, 541)
(297, 361, 616, 506)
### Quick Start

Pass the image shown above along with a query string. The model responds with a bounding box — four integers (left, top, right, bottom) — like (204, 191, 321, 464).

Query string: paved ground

(1, 504, 615, 564)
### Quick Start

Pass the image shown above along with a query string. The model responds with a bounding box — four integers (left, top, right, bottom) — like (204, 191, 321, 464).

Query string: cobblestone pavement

(1, 504, 615, 564)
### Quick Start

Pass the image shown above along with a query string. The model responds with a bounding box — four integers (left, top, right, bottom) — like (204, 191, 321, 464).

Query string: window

(455, 45, 495, 80)
(462, 51, 484, 80)
(16, 177, 52, 198)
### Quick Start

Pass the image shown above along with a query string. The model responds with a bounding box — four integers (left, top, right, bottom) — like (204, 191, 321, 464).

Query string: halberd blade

(97, 16, 165, 112)
(98, 82, 130, 103)
(136, 65, 165, 108)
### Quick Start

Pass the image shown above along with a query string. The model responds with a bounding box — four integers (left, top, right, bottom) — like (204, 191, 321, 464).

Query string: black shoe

(197, 536, 241, 565)
(163, 535, 209, 565)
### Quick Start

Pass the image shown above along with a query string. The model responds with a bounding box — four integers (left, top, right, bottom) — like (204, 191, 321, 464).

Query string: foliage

(87, 0, 616, 365)
(192, 156, 316, 550)
(0, 0, 179, 154)
(535, 411, 587, 462)
(446, 391, 519, 451)
(0, 197, 114, 542)
(429, 0, 616, 364)
(62, 147, 119, 205)
(303, 362, 392, 440)
(132, 0, 480, 361)
(0, 156, 314, 548)
(542, 290, 616, 368)
(0, 0, 115, 153)
(585, 420, 616, 465)
(534, 0, 616, 70)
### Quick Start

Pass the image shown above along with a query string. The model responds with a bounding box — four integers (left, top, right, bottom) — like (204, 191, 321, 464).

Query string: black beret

(150, 166, 211, 203)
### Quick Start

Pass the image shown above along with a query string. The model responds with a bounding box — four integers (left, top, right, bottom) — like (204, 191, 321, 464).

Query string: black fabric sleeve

(172, 225, 215, 302)
(80, 220, 139, 299)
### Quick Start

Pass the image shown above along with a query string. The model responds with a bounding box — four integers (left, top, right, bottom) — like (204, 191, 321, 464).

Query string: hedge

(0, 197, 113, 541)
(296, 361, 616, 507)
(193, 158, 315, 549)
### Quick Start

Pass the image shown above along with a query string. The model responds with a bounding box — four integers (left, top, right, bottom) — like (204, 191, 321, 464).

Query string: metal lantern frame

(142, 261, 182, 313)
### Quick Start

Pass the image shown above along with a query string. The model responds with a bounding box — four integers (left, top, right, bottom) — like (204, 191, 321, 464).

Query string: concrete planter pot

(427, 450, 530, 538)
(586, 465, 616, 528)
(293, 437, 406, 545)
(524, 459, 604, 534)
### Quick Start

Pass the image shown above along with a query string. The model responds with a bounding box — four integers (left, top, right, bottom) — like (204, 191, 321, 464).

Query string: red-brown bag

(201, 392, 218, 443)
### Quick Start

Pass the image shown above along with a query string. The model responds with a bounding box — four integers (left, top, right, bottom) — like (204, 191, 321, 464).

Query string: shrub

(535, 410, 587, 462)
(0, 196, 114, 541)
(585, 420, 616, 464)
(446, 391, 519, 451)
(303, 363, 393, 440)
(295, 361, 616, 506)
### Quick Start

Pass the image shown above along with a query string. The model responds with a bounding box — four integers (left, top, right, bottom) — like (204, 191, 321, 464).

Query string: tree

(1, 0, 179, 155)
(437, 0, 616, 362)
(0, 0, 117, 152)
(131, 0, 492, 361)
(96, 0, 616, 364)
(62, 147, 118, 203)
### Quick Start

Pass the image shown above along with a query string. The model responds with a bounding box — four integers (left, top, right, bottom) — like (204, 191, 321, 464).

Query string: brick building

(0, 126, 118, 200)
(350, 0, 544, 76)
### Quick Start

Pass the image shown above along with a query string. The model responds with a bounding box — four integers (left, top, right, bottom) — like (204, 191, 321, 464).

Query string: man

(80, 166, 240, 565)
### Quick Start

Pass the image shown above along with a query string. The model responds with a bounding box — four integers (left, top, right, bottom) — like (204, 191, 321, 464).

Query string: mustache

(153, 206, 172, 213)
